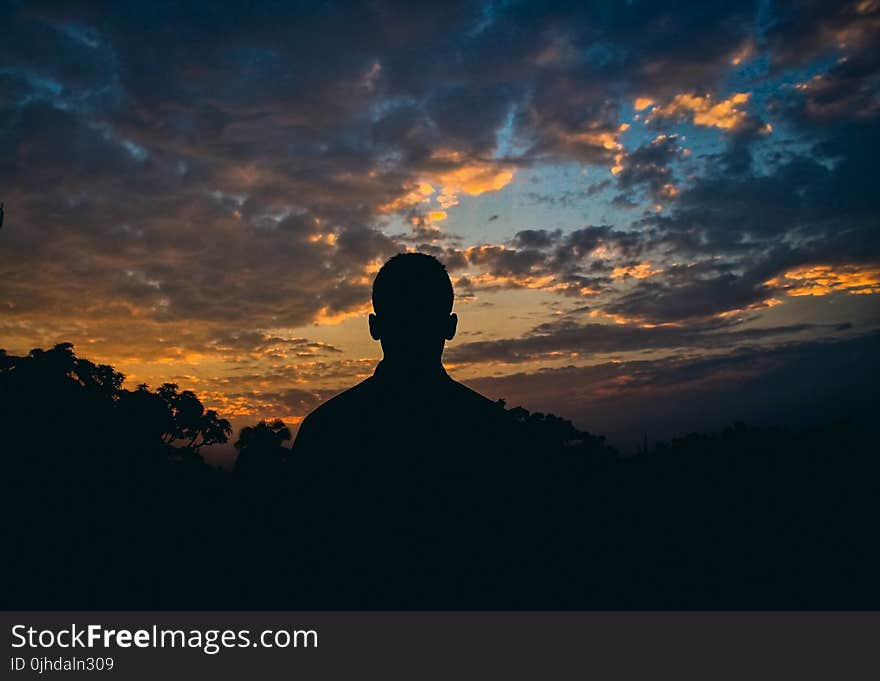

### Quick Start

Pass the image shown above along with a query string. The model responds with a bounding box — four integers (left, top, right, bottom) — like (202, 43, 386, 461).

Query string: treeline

(2, 343, 878, 609)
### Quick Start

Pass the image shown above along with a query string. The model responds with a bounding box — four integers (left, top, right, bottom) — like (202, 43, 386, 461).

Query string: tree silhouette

(233, 418, 292, 476)
(154, 382, 231, 453)
(196, 409, 233, 452)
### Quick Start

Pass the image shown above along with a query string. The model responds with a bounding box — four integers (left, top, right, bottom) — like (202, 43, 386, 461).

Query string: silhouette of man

(292, 252, 510, 472)
(289, 254, 535, 604)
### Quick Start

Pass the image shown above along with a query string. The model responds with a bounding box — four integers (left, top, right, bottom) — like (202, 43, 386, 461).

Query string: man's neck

(374, 358, 448, 382)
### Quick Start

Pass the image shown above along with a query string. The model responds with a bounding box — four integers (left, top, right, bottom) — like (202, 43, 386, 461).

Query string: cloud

(379, 152, 516, 216)
(613, 134, 684, 202)
(512, 229, 562, 249)
(446, 314, 842, 365)
(644, 91, 769, 133)
(1, 0, 878, 433)
(464, 331, 879, 445)
(611, 262, 662, 280)
(766, 264, 880, 296)
(765, 0, 880, 68)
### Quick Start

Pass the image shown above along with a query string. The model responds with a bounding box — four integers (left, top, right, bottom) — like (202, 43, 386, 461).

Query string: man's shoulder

(444, 376, 512, 427)
(303, 375, 377, 426)
(293, 376, 378, 454)
(446, 376, 498, 409)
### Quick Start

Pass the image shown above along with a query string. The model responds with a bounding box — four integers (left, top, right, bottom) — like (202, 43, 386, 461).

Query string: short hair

(372, 253, 454, 319)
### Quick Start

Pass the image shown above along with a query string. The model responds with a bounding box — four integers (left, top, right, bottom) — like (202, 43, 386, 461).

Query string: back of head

(370, 253, 455, 367)
(372, 252, 453, 320)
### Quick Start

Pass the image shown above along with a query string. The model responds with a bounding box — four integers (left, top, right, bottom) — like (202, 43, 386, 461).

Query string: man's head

(369, 253, 457, 367)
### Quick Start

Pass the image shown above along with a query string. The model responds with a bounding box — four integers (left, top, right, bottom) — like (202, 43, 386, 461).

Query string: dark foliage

(2, 344, 877, 609)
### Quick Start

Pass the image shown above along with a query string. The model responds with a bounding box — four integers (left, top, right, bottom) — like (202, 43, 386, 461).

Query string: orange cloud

(314, 302, 373, 325)
(379, 151, 515, 216)
(465, 272, 557, 290)
(590, 244, 614, 259)
(455, 245, 603, 296)
(660, 183, 678, 198)
(588, 309, 679, 329)
(553, 123, 629, 174)
(715, 298, 783, 320)
(730, 39, 756, 65)
(378, 181, 435, 213)
(766, 264, 880, 297)
(429, 152, 516, 206)
(307, 232, 338, 245)
(611, 262, 662, 279)
(647, 92, 754, 131)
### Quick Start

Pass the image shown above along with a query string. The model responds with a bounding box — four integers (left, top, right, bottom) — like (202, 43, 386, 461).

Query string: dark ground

(3, 343, 878, 609)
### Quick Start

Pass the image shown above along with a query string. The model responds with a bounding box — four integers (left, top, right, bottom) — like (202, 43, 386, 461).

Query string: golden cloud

(715, 298, 783, 320)
(314, 301, 373, 326)
(378, 152, 515, 215)
(647, 92, 754, 131)
(562, 124, 630, 174)
(464, 272, 558, 290)
(765, 264, 880, 297)
(730, 39, 756, 66)
(455, 245, 603, 296)
(378, 181, 435, 213)
(429, 152, 516, 206)
(307, 232, 338, 245)
(611, 262, 662, 280)
(588, 309, 680, 329)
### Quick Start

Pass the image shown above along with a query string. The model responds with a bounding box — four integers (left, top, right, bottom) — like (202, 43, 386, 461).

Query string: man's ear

(368, 313, 381, 341)
(445, 313, 458, 341)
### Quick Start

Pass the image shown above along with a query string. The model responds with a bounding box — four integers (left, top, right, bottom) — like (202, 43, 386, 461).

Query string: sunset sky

(2, 0, 878, 457)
